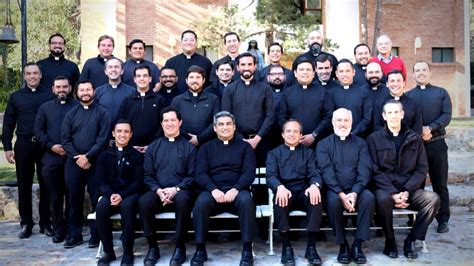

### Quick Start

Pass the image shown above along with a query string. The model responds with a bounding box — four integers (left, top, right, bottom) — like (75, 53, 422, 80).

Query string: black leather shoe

(52, 234, 66, 243)
(403, 238, 418, 259)
(40, 226, 54, 237)
(437, 222, 449, 233)
(350, 244, 367, 264)
(305, 246, 322, 265)
(383, 239, 398, 258)
(239, 250, 254, 266)
(64, 236, 84, 249)
(120, 253, 134, 266)
(18, 226, 32, 239)
(97, 252, 116, 265)
(280, 246, 295, 266)
(190, 250, 208, 266)
(144, 247, 160, 265)
(170, 247, 186, 265)
(88, 236, 100, 248)
(337, 243, 351, 264)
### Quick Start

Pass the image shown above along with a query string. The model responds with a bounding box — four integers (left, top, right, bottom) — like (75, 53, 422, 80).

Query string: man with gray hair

(369, 34, 407, 79)
(316, 108, 374, 264)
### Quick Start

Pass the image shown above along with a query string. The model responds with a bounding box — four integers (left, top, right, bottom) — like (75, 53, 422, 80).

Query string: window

(432, 48, 454, 63)
(306, 0, 322, 9)
(304, 0, 322, 22)
(126, 45, 154, 62)
(391, 47, 399, 57)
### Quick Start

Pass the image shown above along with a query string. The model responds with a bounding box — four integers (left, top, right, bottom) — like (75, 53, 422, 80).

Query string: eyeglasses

(50, 42, 65, 45)
(268, 73, 285, 77)
(161, 75, 177, 79)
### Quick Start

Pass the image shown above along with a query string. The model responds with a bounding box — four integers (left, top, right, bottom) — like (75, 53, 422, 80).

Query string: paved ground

(0, 213, 472, 265)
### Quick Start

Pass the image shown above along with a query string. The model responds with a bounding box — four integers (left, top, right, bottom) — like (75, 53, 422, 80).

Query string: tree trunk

(361, 0, 368, 45)
(372, 0, 383, 56)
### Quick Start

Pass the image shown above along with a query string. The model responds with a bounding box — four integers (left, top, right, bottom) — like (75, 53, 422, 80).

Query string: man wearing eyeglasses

(155, 67, 182, 108)
(258, 42, 295, 88)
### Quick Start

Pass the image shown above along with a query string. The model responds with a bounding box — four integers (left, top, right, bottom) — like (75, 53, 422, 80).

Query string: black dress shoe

(280, 246, 295, 266)
(350, 245, 367, 264)
(97, 252, 116, 265)
(403, 238, 418, 259)
(305, 246, 322, 265)
(170, 247, 186, 265)
(239, 250, 254, 266)
(64, 236, 84, 249)
(52, 234, 66, 243)
(190, 250, 208, 266)
(144, 247, 160, 265)
(88, 236, 100, 248)
(18, 226, 32, 239)
(40, 226, 54, 237)
(383, 239, 398, 258)
(337, 244, 351, 264)
(437, 222, 449, 233)
(121, 253, 134, 266)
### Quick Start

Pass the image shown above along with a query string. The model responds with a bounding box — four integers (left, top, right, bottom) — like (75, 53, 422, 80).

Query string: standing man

(258, 42, 295, 87)
(205, 59, 234, 100)
(95, 57, 135, 129)
(314, 54, 337, 90)
(365, 62, 390, 134)
(279, 58, 333, 148)
(222, 52, 275, 166)
(353, 44, 371, 86)
(369, 34, 407, 79)
(138, 107, 196, 266)
(266, 119, 323, 265)
(37, 33, 80, 90)
(292, 30, 338, 75)
(171, 65, 220, 146)
(193, 111, 257, 266)
(367, 100, 440, 259)
(122, 39, 161, 89)
(316, 108, 374, 264)
(61, 80, 110, 248)
(2, 63, 54, 239)
(164, 30, 213, 90)
(79, 35, 115, 88)
(34, 76, 79, 243)
(156, 67, 182, 107)
(210, 32, 242, 82)
(406, 61, 452, 233)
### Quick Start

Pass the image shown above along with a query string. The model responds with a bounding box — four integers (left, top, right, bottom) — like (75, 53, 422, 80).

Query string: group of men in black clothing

(1, 29, 452, 266)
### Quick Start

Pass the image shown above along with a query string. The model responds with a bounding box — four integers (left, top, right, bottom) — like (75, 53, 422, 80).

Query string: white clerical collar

(167, 137, 175, 142)
(321, 81, 327, 85)
(392, 132, 399, 137)
(420, 85, 426, 89)
(83, 105, 89, 110)
(339, 136, 347, 141)
(135, 60, 141, 64)
(111, 84, 118, 89)
(117, 147, 123, 151)
(343, 85, 350, 90)
(60, 100, 66, 104)
(223, 140, 229, 145)
(362, 66, 367, 70)
(394, 96, 400, 101)
(31, 88, 36, 92)
(140, 92, 146, 97)
(185, 54, 192, 59)
(54, 56, 60, 61)
(244, 81, 250, 85)
(372, 86, 378, 90)
(192, 92, 198, 97)
(275, 89, 280, 93)
(289, 146, 295, 151)
(302, 85, 308, 89)
(166, 89, 172, 93)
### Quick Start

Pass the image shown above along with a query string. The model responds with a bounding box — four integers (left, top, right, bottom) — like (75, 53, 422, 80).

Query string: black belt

(425, 135, 446, 143)
(17, 135, 38, 142)
(241, 132, 257, 139)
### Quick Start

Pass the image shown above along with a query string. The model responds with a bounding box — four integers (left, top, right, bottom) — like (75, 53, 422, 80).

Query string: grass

(0, 166, 16, 183)
(449, 117, 474, 127)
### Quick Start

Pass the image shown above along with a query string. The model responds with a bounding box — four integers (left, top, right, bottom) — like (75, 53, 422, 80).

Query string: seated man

(367, 100, 440, 259)
(138, 107, 197, 266)
(95, 120, 144, 265)
(266, 119, 323, 265)
(193, 111, 257, 266)
(316, 108, 374, 264)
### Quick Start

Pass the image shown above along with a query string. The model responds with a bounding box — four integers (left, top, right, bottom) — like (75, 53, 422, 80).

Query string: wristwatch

(175, 186, 181, 192)
(314, 182, 320, 188)
(311, 131, 318, 139)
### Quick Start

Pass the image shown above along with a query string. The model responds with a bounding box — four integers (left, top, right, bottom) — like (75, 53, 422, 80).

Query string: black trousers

(375, 189, 440, 241)
(425, 139, 450, 224)
(273, 189, 323, 233)
(14, 137, 51, 228)
(326, 189, 375, 244)
(64, 157, 98, 239)
(139, 190, 193, 240)
(42, 151, 68, 237)
(96, 194, 140, 254)
(193, 190, 256, 244)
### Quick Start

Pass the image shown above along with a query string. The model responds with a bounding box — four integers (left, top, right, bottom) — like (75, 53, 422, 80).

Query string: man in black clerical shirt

(171, 65, 220, 146)
(138, 107, 196, 266)
(258, 42, 295, 87)
(364, 62, 390, 135)
(2, 63, 54, 239)
(156, 67, 182, 107)
(34, 76, 78, 243)
(210, 32, 241, 82)
(314, 54, 337, 89)
(123, 39, 161, 89)
(407, 61, 452, 233)
(192, 111, 257, 266)
(205, 59, 234, 100)
(266, 119, 323, 265)
(316, 108, 374, 264)
(79, 35, 115, 88)
(353, 44, 371, 86)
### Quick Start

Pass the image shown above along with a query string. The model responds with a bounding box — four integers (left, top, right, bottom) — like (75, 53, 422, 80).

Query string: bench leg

(268, 213, 275, 255)
(95, 241, 103, 259)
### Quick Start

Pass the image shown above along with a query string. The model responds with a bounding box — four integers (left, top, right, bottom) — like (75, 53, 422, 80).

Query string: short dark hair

(224, 32, 240, 44)
(133, 64, 151, 77)
(160, 106, 182, 122)
(315, 54, 333, 67)
(97, 35, 115, 47)
(214, 58, 234, 71)
(75, 80, 95, 93)
(267, 64, 285, 73)
(128, 39, 145, 49)
(48, 33, 66, 45)
(24, 62, 41, 73)
(237, 52, 256, 65)
(336, 58, 354, 70)
(353, 43, 371, 55)
(294, 57, 315, 71)
(160, 66, 176, 74)
(53, 75, 70, 85)
(267, 42, 283, 54)
(114, 119, 132, 131)
(282, 119, 303, 133)
(186, 65, 205, 79)
(181, 30, 197, 40)
(387, 69, 405, 81)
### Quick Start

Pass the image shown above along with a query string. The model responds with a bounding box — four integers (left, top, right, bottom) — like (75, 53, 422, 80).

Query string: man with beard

(258, 42, 295, 87)
(155, 67, 182, 107)
(406, 61, 452, 233)
(353, 44, 371, 86)
(37, 33, 80, 90)
(210, 32, 242, 82)
(95, 58, 135, 130)
(316, 108, 374, 264)
(165, 30, 213, 90)
(118, 65, 165, 154)
(328, 59, 372, 137)
(314, 54, 337, 90)
(171, 65, 220, 146)
(364, 62, 390, 134)
(265, 65, 289, 148)
(34, 76, 79, 243)
(79, 35, 115, 88)
(61, 80, 110, 248)
(205, 59, 234, 100)
(369, 34, 407, 79)
(123, 39, 161, 89)
(279, 59, 333, 148)
(2, 63, 55, 239)
(222, 52, 275, 166)
(373, 70, 422, 135)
